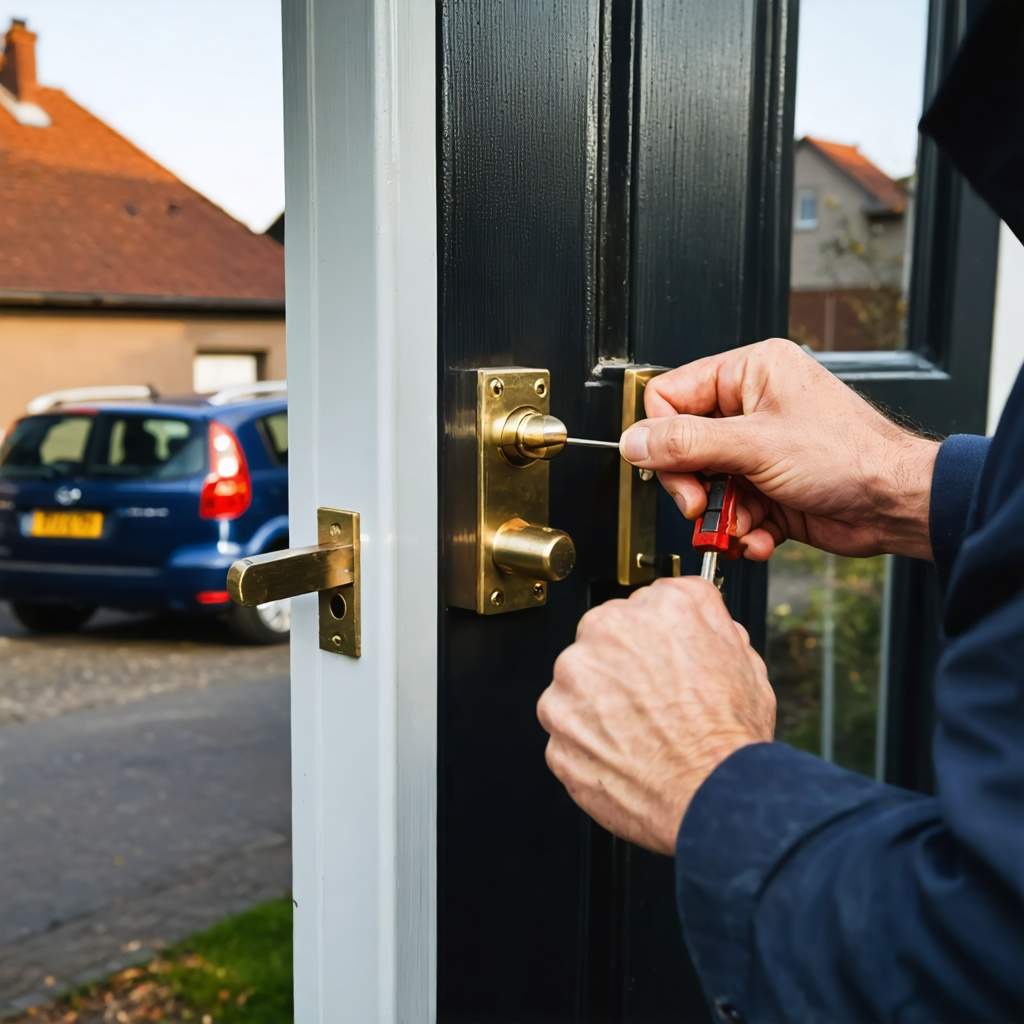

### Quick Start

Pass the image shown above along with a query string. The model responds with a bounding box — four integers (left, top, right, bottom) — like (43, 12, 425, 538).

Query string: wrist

(875, 435, 940, 559)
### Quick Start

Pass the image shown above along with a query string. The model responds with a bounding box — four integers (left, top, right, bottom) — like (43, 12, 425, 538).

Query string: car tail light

(199, 421, 252, 520)
(196, 590, 231, 605)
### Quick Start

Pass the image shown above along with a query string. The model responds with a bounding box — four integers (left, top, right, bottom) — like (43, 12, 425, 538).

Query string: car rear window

(260, 412, 288, 465)
(0, 413, 205, 481)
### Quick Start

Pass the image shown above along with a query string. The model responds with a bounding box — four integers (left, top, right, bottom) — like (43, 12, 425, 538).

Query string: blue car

(0, 383, 290, 643)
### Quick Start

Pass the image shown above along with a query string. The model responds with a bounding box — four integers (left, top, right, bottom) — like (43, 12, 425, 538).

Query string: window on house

(193, 352, 261, 394)
(795, 188, 818, 230)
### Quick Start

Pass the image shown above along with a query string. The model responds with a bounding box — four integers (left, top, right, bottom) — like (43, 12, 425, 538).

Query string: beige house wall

(790, 145, 906, 291)
(0, 309, 285, 425)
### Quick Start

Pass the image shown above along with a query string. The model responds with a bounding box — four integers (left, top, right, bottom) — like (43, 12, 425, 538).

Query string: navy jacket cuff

(675, 742, 883, 1009)
(929, 434, 989, 587)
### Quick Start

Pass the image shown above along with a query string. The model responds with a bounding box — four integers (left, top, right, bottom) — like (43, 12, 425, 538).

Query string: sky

(9, 0, 927, 234)
(794, 0, 929, 180)
(12, 0, 284, 232)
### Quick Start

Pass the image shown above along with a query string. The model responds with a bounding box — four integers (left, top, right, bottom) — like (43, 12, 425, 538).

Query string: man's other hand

(537, 577, 775, 855)
(619, 338, 940, 561)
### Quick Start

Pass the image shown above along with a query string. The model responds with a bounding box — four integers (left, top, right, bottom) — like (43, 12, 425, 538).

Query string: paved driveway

(0, 605, 291, 1013)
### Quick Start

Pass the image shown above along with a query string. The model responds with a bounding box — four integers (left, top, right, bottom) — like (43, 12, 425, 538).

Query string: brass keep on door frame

(447, 367, 576, 615)
(617, 365, 678, 585)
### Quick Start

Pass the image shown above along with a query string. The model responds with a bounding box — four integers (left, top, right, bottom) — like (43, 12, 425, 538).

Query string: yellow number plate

(31, 510, 104, 539)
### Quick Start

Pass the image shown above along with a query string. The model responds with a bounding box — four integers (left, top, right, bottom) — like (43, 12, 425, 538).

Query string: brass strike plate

(317, 507, 361, 656)
(449, 368, 555, 614)
(617, 366, 667, 585)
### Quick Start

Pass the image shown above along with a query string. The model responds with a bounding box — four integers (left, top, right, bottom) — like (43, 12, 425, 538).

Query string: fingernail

(620, 426, 650, 463)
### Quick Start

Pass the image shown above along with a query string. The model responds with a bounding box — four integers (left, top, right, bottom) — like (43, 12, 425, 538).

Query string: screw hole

(329, 593, 348, 620)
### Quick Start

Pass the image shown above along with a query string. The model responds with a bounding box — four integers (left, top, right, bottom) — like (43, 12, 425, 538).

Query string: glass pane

(789, 0, 928, 351)
(766, 544, 890, 777)
(0, 415, 93, 478)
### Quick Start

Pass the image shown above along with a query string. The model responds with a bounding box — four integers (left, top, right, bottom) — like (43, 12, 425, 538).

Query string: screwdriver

(691, 475, 740, 586)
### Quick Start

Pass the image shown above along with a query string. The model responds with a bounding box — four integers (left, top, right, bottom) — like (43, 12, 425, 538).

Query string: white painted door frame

(282, 0, 437, 1019)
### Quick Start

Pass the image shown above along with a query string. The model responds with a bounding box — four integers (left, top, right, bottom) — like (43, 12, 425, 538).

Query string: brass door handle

(227, 507, 361, 657)
(227, 542, 354, 606)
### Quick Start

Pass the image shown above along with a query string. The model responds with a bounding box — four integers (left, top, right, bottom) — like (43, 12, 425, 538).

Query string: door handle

(227, 508, 361, 656)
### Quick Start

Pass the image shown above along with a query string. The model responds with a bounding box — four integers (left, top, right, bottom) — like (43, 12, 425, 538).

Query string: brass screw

(532, 582, 546, 600)
(329, 522, 342, 538)
(638, 468, 655, 482)
(331, 633, 344, 648)
(533, 378, 547, 397)
(489, 589, 505, 608)
(489, 378, 505, 398)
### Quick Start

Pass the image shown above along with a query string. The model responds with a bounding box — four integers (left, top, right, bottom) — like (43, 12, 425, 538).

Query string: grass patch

(18, 898, 293, 1023)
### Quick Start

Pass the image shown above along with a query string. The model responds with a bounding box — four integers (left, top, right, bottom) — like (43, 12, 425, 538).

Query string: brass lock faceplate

(447, 367, 575, 615)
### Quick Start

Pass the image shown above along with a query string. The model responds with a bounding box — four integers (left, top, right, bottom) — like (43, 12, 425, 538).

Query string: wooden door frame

(282, 0, 437, 1019)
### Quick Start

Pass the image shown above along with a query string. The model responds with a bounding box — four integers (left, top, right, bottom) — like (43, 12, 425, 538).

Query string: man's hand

(619, 339, 940, 561)
(537, 577, 775, 855)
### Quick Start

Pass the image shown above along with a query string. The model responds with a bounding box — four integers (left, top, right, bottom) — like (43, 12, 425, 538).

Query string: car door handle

(227, 507, 361, 657)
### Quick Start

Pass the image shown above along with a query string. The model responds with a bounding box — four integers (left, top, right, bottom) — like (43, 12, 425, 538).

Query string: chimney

(0, 18, 39, 102)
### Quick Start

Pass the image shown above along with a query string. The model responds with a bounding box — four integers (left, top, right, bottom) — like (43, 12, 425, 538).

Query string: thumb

(620, 414, 761, 475)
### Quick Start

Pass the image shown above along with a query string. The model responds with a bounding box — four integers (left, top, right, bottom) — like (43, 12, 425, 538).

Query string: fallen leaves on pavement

(11, 955, 254, 1024)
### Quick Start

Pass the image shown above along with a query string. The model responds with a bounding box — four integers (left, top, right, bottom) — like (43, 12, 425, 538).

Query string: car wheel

(228, 598, 291, 645)
(10, 602, 96, 634)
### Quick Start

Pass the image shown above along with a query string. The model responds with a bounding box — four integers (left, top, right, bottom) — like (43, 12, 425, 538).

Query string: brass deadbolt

(499, 408, 568, 465)
(493, 518, 576, 582)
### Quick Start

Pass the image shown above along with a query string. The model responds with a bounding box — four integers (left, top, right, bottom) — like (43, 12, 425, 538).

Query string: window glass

(95, 416, 204, 480)
(193, 353, 260, 394)
(795, 189, 818, 230)
(789, 0, 928, 351)
(767, 544, 889, 777)
(261, 412, 288, 465)
(0, 415, 93, 478)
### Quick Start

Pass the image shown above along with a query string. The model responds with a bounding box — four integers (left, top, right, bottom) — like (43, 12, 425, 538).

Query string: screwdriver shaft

(700, 550, 719, 583)
(565, 437, 621, 450)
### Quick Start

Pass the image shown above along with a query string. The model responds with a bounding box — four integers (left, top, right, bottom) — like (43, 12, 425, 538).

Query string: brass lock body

(447, 367, 575, 614)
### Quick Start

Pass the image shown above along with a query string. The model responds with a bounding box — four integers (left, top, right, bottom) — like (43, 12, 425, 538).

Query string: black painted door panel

(437, 2, 796, 1020)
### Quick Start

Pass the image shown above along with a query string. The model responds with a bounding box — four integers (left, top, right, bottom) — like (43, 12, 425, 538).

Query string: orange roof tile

(803, 136, 908, 215)
(0, 37, 283, 308)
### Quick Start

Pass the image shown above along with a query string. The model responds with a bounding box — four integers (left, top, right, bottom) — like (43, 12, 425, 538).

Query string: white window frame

(282, 0, 437, 1020)
(795, 187, 819, 230)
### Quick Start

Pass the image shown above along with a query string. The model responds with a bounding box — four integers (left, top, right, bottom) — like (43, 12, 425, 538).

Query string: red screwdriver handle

(692, 475, 741, 559)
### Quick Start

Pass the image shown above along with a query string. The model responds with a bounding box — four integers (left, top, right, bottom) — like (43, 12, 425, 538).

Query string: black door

(437, 2, 796, 1021)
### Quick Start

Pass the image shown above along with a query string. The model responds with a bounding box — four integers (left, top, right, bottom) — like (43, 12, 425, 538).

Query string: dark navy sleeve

(675, 420, 1024, 1021)
(929, 434, 989, 588)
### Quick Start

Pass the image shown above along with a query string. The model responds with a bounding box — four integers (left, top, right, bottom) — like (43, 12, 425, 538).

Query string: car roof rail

(26, 384, 157, 414)
(205, 380, 287, 406)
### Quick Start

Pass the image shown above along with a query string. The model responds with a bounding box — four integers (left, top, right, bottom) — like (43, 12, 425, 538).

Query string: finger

(643, 342, 776, 419)
(739, 527, 778, 561)
(643, 354, 727, 418)
(732, 620, 751, 646)
(620, 413, 763, 475)
(656, 471, 708, 519)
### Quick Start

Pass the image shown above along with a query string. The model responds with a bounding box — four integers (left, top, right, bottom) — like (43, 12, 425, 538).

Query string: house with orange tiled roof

(0, 18, 285, 424)
(789, 135, 911, 351)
